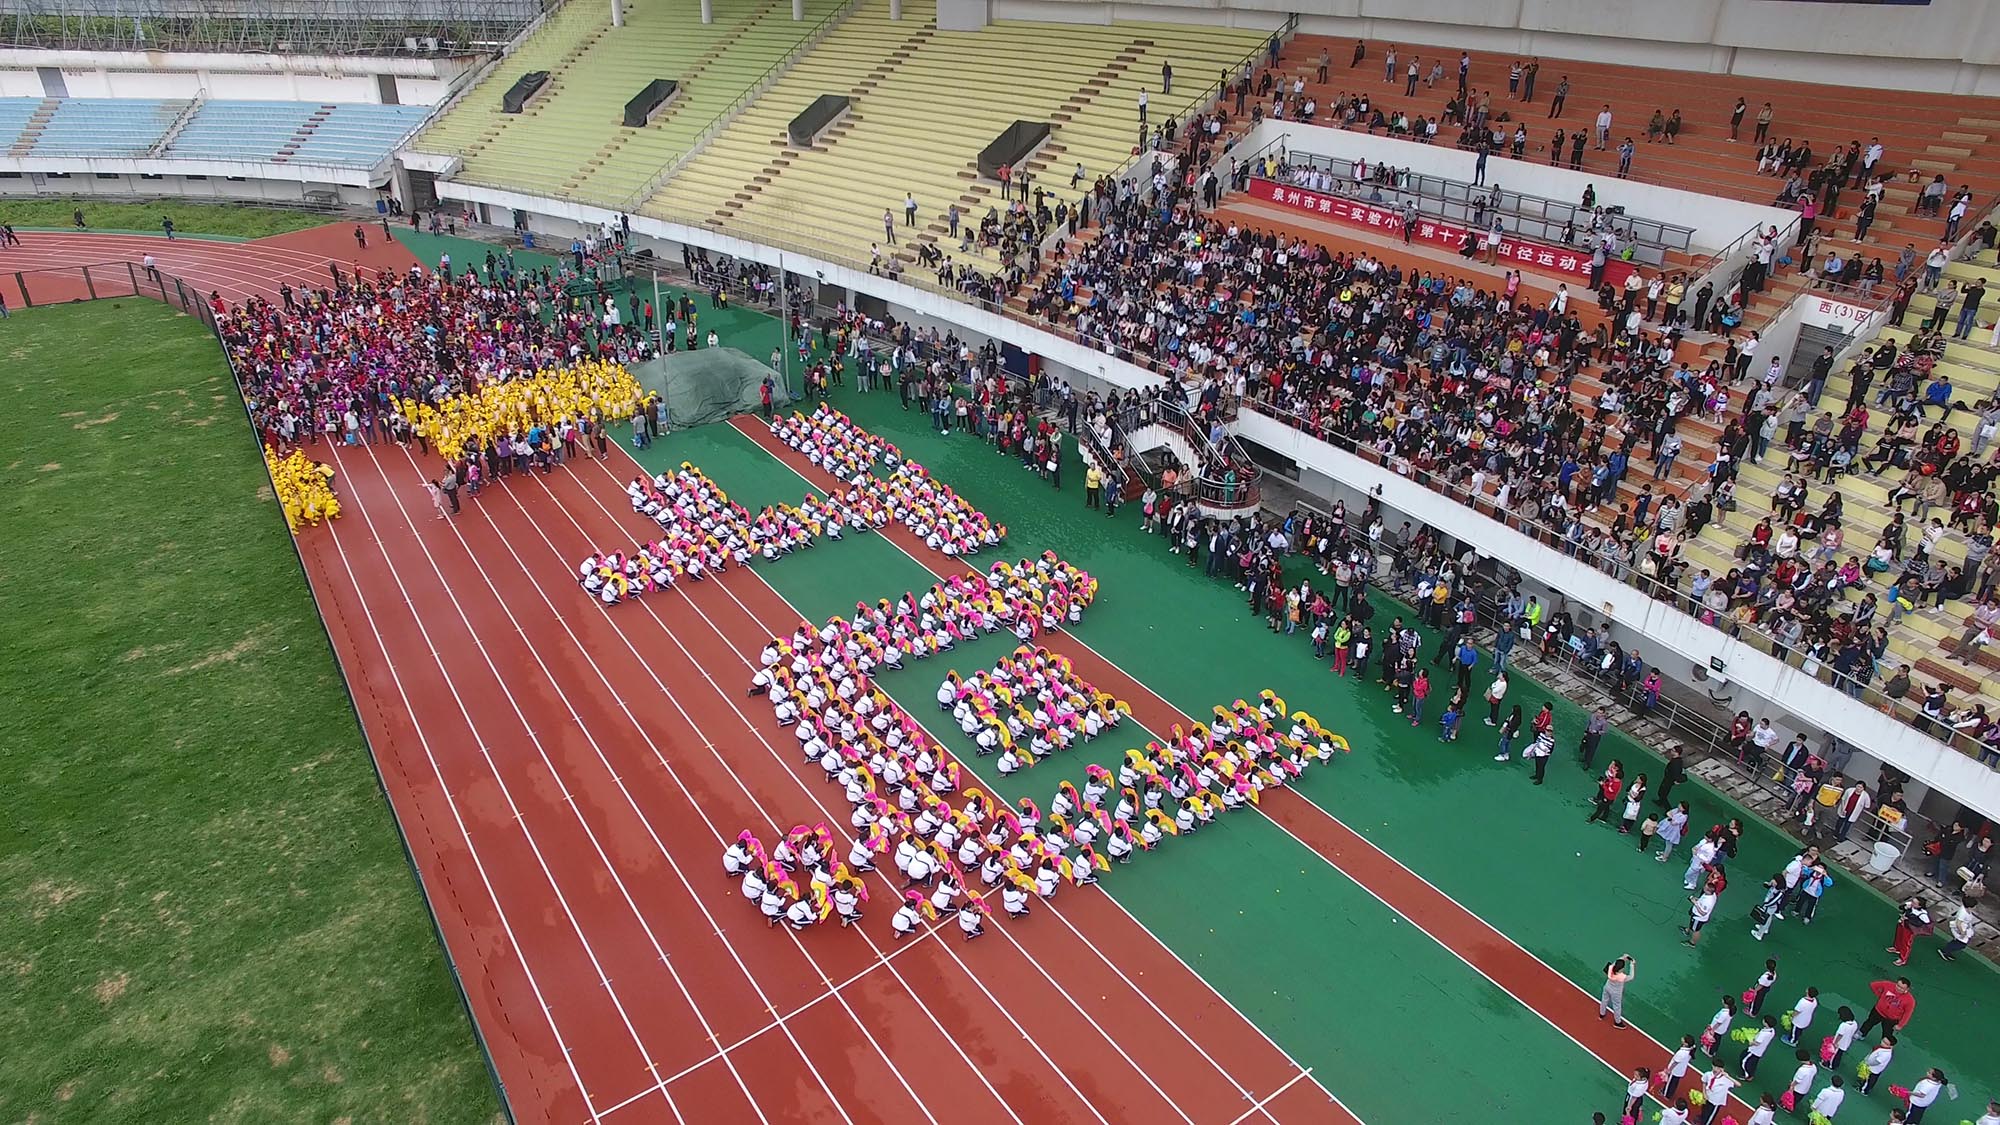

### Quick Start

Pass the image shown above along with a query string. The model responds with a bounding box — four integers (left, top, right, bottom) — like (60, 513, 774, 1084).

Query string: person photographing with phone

(1598, 953, 1636, 1028)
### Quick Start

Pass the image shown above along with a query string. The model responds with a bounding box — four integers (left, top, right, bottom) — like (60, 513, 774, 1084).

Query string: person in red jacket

(1856, 976, 1916, 1040)
(1588, 760, 1626, 823)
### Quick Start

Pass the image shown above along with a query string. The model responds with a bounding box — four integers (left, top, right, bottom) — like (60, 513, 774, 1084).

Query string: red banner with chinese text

(1248, 178, 1640, 289)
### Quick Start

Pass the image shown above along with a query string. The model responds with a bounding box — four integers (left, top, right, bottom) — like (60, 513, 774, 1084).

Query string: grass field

(0, 301, 500, 1123)
(0, 198, 337, 241)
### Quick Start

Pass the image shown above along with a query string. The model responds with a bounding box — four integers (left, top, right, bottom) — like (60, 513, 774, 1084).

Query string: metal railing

(1271, 146, 1696, 262)
(620, 0, 859, 215)
(1155, 398, 1262, 509)
(1236, 391, 2000, 768)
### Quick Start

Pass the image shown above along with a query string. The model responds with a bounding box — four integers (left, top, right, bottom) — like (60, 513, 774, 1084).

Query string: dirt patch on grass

(255, 483, 276, 502)
(72, 411, 121, 429)
(119, 644, 178, 664)
(56, 1081, 77, 1102)
(93, 971, 129, 1005)
(38, 463, 60, 472)
(268, 1044, 292, 1068)
(26, 880, 85, 919)
(164, 634, 261, 676)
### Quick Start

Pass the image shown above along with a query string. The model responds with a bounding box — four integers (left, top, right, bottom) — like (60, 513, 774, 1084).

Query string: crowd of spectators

(980, 106, 2000, 758)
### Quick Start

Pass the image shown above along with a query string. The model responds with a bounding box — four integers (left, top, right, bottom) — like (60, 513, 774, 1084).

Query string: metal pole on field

(652, 267, 663, 352)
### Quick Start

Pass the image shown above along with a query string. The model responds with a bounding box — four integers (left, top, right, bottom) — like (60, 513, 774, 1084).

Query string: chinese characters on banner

(1250, 179, 1639, 289)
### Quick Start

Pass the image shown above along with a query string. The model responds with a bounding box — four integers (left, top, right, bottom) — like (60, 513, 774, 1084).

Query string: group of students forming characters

(734, 547, 1352, 935)
(739, 646, 1347, 935)
(748, 553, 1100, 722)
(936, 648, 1130, 774)
(575, 462, 859, 604)
(770, 403, 1006, 557)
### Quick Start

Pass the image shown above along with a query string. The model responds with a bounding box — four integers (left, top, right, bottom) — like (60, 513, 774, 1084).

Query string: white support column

(793, 0, 804, 18)
(700, 0, 714, 23)
(610, 0, 622, 28)
(890, 0, 902, 17)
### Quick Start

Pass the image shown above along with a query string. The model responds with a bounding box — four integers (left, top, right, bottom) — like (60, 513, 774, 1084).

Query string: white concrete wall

(0, 154, 387, 189)
(995, 0, 2000, 94)
(0, 49, 474, 107)
(0, 172, 378, 206)
(1236, 119, 1792, 252)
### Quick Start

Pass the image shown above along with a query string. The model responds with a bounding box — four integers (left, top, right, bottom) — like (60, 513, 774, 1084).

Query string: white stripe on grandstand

(322, 494, 609, 1122)
(564, 446, 1341, 1125)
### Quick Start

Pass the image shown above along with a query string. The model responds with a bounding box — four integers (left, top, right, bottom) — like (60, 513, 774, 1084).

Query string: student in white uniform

(1782, 987, 1818, 1045)
(1622, 1068, 1651, 1118)
(1701, 996, 1736, 1056)
(1785, 1052, 1818, 1110)
(1905, 1069, 1943, 1123)
(723, 837, 756, 877)
(1743, 1092, 1777, 1125)
(1696, 1064, 1737, 1125)
(1739, 1015, 1777, 1079)
(1973, 1097, 2000, 1125)
(832, 884, 862, 927)
(890, 899, 924, 940)
(1001, 884, 1031, 918)
(1662, 1035, 1696, 1099)
(1683, 886, 1719, 946)
(784, 897, 818, 930)
(1855, 1036, 1894, 1095)
(1825, 1004, 1857, 1066)
(956, 902, 985, 941)
(1808, 1075, 1845, 1120)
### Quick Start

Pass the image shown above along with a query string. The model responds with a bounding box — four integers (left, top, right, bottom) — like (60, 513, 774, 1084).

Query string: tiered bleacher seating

(1670, 247, 2000, 720)
(0, 97, 424, 169)
(1272, 36, 2000, 257)
(7, 98, 185, 156)
(165, 101, 319, 162)
(0, 99, 43, 152)
(284, 104, 430, 167)
(410, 0, 845, 204)
(648, 0, 1264, 270)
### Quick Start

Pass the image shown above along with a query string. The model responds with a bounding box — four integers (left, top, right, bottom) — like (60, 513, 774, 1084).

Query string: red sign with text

(1249, 178, 1639, 289)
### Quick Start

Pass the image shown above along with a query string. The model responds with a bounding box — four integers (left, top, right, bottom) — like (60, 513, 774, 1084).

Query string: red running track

(0, 226, 417, 305)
